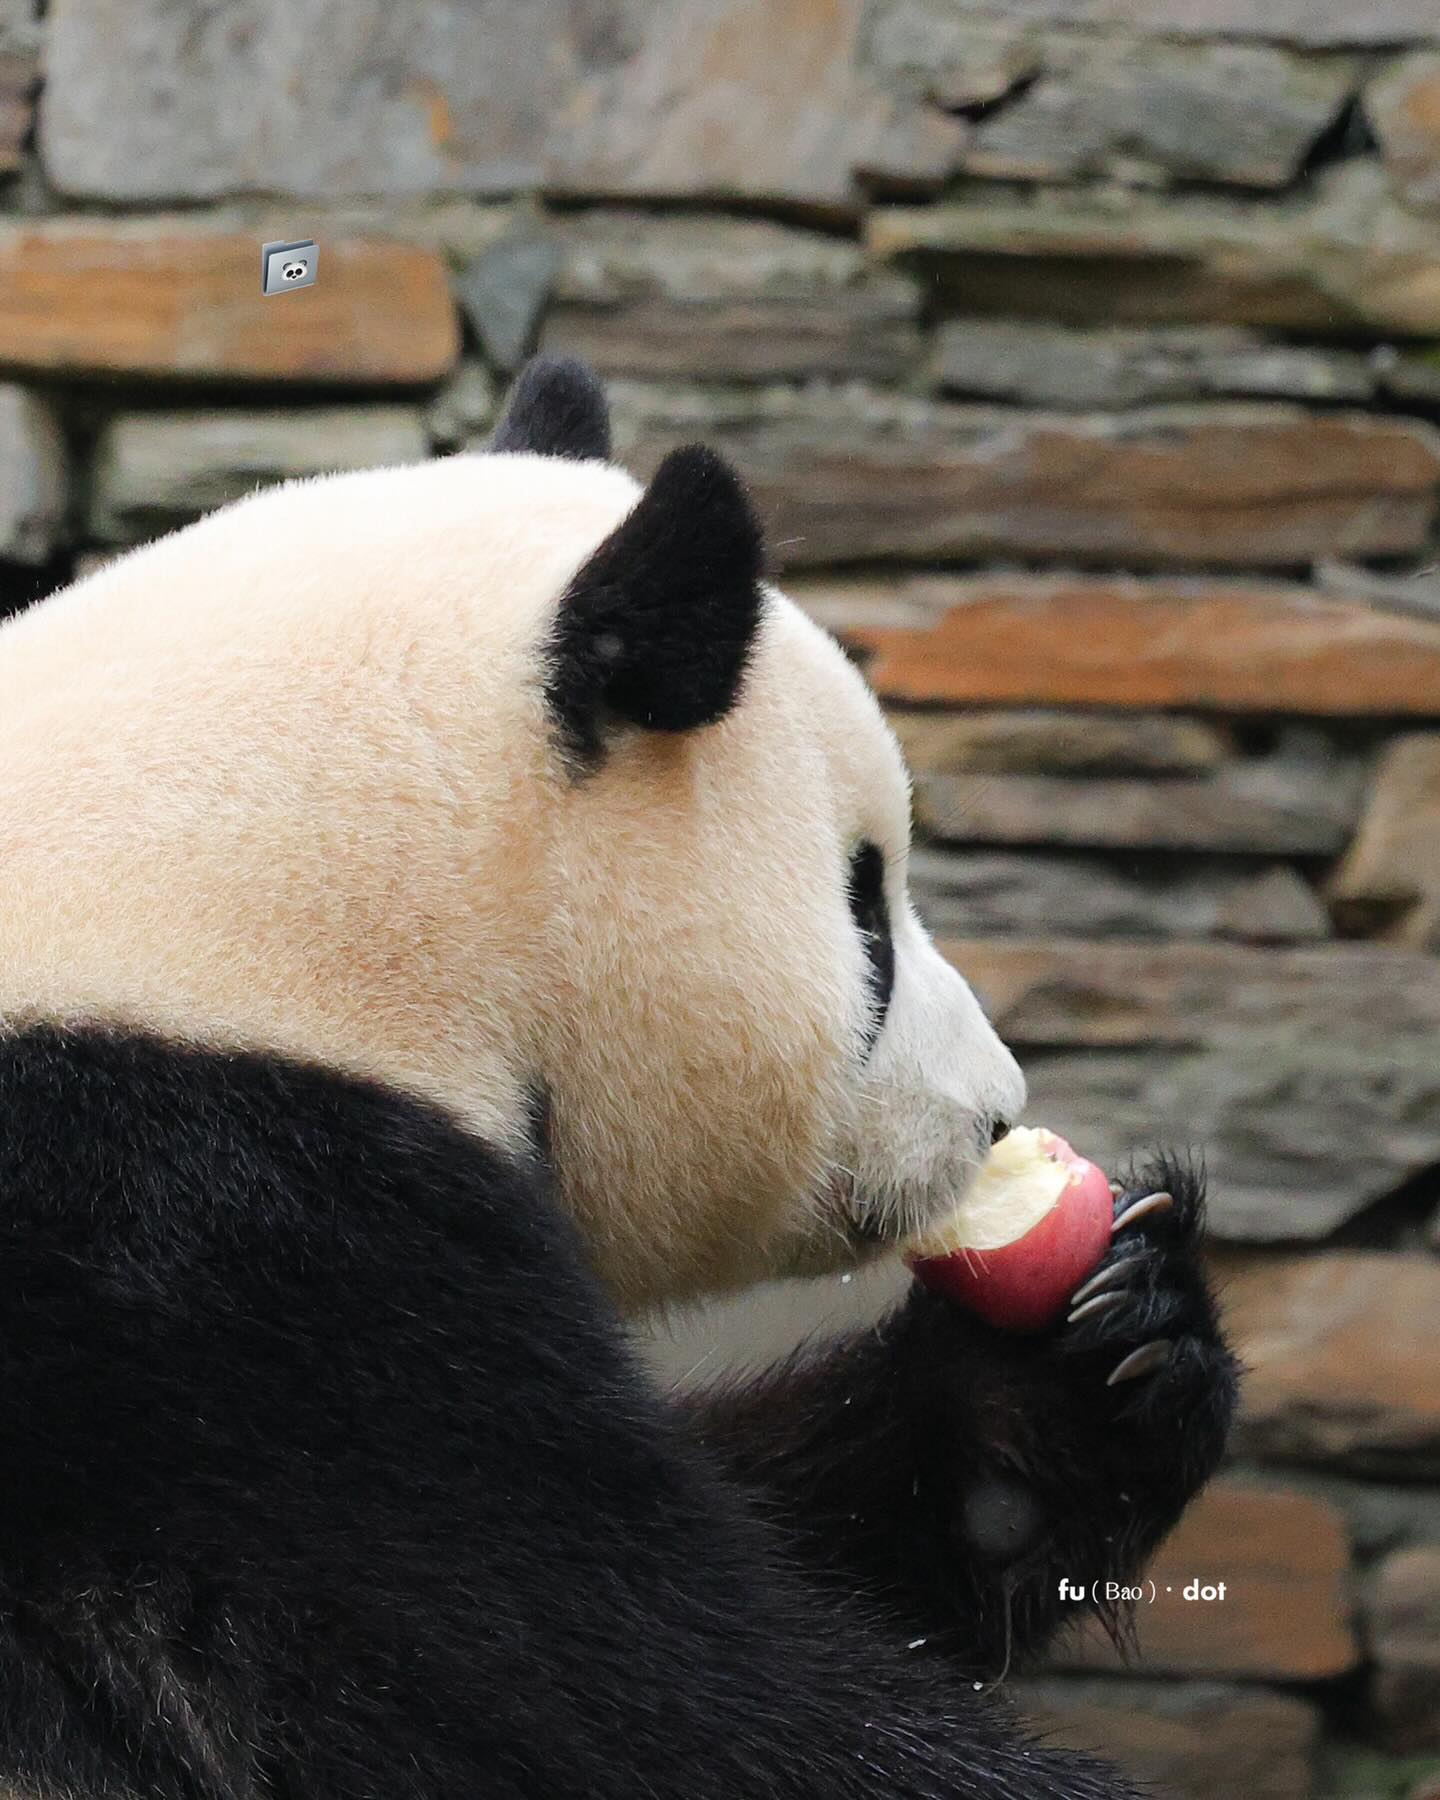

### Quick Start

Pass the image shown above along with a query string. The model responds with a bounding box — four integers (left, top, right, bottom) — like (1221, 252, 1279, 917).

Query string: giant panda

(0, 356, 1236, 1800)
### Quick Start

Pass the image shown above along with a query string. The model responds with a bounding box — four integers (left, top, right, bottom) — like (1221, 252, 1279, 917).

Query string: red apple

(905, 1126, 1113, 1333)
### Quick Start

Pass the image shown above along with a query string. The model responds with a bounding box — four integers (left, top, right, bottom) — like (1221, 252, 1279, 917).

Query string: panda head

(485, 358, 1026, 1304)
(0, 357, 1024, 1313)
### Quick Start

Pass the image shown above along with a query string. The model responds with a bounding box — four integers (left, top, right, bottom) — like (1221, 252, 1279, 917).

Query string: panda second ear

(547, 445, 766, 762)
(492, 355, 611, 462)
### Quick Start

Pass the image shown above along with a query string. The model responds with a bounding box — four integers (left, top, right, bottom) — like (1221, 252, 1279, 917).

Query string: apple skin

(906, 1141, 1114, 1334)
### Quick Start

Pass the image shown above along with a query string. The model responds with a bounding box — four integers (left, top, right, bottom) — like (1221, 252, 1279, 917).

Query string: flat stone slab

(890, 707, 1232, 777)
(799, 574, 1440, 717)
(36, 0, 1440, 214)
(909, 848, 1327, 942)
(90, 408, 429, 541)
(543, 214, 921, 383)
(0, 225, 459, 386)
(1222, 1254, 1440, 1479)
(960, 38, 1354, 190)
(1045, 1479, 1357, 1679)
(39, 0, 963, 210)
(1224, 1465, 1440, 1563)
(859, 8, 1041, 111)
(932, 322, 1377, 408)
(0, 385, 66, 564)
(871, 0, 1440, 47)
(868, 163, 1440, 337)
(953, 936, 1440, 1050)
(915, 756, 1361, 855)
(40, 0, 572, 200)
(943, 937, 1440, 1240)
(615, 388, 1440, 570)
(545, 0, 965, 208)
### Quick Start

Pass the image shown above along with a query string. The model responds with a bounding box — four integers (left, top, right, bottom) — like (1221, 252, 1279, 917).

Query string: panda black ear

(492, 355, 611, 462)
(546, 445, 766, 763)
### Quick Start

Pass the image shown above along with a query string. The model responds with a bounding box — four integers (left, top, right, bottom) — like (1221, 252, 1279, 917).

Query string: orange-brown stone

(799, 574, 1440, 717)
(1048, 1479, 1357, 1679)
(628, 404, 1440, 570)
(1219, 1253, 1440, 1478)
(0, 227, 459, 386)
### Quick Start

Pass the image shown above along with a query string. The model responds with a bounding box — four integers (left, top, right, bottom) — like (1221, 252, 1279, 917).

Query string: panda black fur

(0, 358, 1237, 1799)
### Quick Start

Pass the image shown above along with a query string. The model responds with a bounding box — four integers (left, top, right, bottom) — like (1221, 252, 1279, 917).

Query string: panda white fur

(0, 358, 1235, 1798)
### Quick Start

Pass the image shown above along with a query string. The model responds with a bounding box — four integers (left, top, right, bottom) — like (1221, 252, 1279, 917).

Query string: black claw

(1106, 1340, 1172, 1387)
(1069, 1255, 1145, 1308)
(1067, 1290, 1127, 1327)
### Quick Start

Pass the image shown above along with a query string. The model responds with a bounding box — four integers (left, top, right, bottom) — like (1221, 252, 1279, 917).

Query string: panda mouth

(823, 1170, 907, 1254)
(826, 1158, 991, 1256)
(786, 1169, 967, 1281)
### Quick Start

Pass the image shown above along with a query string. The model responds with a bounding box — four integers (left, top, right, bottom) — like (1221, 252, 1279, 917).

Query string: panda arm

(681, 1160, 1238, 1674)
(0, 1023, 1157, 1800)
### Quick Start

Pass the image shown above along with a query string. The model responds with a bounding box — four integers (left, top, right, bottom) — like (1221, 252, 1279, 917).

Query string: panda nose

(988, 1117, 1012, 1148)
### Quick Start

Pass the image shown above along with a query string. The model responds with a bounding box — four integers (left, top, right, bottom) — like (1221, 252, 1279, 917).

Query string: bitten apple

(905, 1126, 1113, 1332)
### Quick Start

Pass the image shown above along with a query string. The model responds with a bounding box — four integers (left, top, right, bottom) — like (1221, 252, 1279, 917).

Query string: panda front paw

(939, 1155, 1237, 1665)
(1055, 1154, 1236, 1448)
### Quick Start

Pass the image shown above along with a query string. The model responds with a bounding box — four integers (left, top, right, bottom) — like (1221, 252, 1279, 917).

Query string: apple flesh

(905, 1126, 1113, 1333)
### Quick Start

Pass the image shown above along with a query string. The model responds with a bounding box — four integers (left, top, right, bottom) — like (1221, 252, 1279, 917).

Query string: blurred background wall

(3, 2, 1440, 1796)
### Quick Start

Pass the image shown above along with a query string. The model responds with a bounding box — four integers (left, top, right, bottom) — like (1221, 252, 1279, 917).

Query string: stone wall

(3, 4, 1440, 1796)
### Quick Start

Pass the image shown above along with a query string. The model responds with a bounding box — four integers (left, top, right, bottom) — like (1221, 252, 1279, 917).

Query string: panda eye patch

(847, 841, 895, 1059)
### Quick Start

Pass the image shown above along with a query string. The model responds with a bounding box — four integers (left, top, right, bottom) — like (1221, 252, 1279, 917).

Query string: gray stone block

(545, 0, 965, 208)
(0, 0, 35, 54)
(949, 937, 1440, 1240)
(543, 214, 921, 383)
(456, 233, 562, 375)
(909, 849, 1328, 942)
(962, 38, 1355, 190)
(40, 0, 963, 208)
(0, 385, 66, 564)
(41, 0, 574, 200)
(868, 0, 1440, 47)
(891, 707, 1232, 777)
(915, 752, 1364, 856)
(90, 408, 429, 541)
(612, 382, 1440, 570)
(934, 322, 1376, 409)
(869, 162, 1440, 338)
(859, 6, 1039, 109)
(1226, 1466, 1440, 1563)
